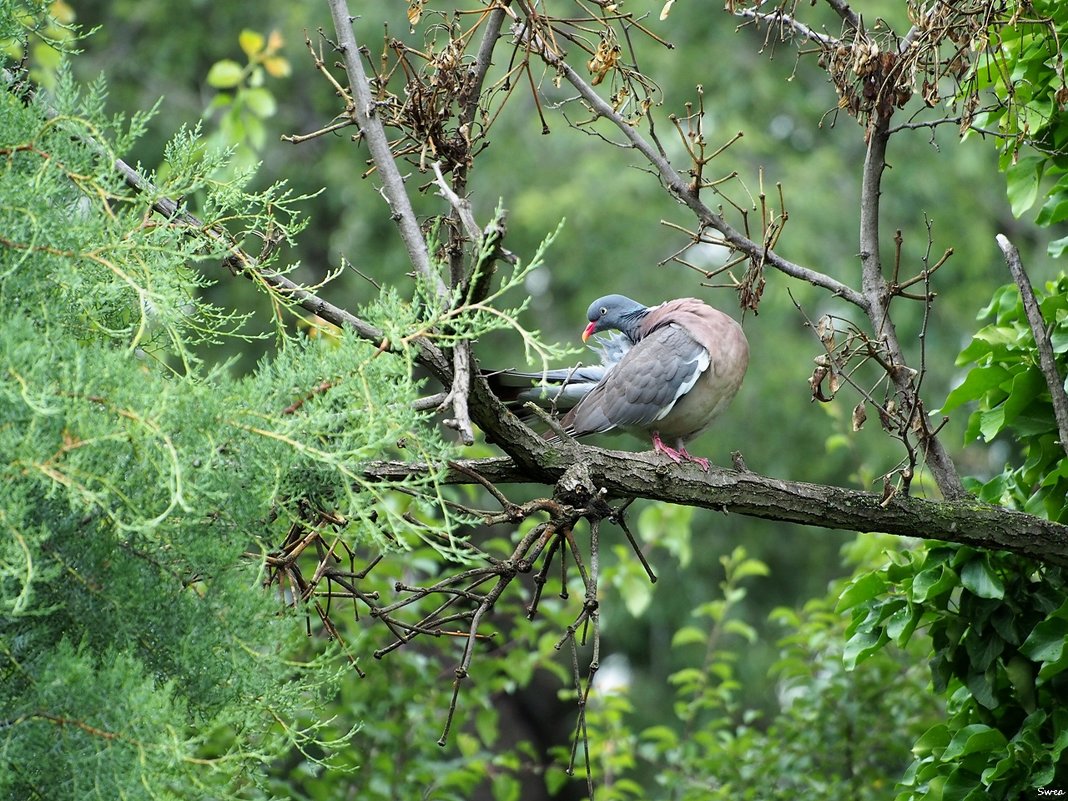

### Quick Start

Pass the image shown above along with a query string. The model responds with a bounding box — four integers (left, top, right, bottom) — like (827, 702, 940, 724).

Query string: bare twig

(823, 0, 861, 32)
(887, 116, 963, 135)
(996, 234, 1068, 457)
(734, 7, 838, 48)
(325, 0, 448, 301)
(522, 28, 867, 308)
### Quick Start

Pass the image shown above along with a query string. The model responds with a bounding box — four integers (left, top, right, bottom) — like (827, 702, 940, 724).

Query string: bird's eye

(599, 307, 608, 316)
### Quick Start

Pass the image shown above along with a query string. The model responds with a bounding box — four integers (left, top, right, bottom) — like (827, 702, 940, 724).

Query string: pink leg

(651, 431, 684, 464)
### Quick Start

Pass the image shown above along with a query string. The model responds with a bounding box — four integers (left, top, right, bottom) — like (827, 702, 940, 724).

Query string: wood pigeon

(489, 295, 749, 469)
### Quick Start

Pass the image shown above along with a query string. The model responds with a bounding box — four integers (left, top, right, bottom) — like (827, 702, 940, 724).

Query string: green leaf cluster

(970, 0, 1068, 257)
(203, 28, 291, 170)
(571, 545, 938, 801)
(839, 544, 1068, 799)
(833, 268, 1068, 800)
(942, 276, 1068, 522)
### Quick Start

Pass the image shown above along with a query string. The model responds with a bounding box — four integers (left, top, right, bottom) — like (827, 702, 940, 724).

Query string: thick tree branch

(997, 234, 1068, 456)
(326, 0, 448, 301)
(363, 450, 1068, 565)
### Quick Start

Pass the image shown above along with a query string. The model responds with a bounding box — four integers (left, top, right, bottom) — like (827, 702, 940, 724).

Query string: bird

(488, 294, 749, 470)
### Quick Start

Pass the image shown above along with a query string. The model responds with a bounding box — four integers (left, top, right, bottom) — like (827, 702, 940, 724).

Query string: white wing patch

(653, 336, 710, 421)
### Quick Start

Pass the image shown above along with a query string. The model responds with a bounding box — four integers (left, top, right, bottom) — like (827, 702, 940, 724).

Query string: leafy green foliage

(834, 274, 1068, 799)
(203, 28, 291, 172)
(0, 47, 515, 798)
(839, 545, 1068, 799)
(571, 545, 939, 801)
(942, 276, 1068, 522)
(0, 0, 77, 88)
(969, 0, 1068, 257)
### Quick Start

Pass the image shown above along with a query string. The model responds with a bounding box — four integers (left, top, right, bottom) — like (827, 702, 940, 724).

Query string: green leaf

(941, 366, 1011, 414)
(886, 602, 920, 646)
(671, 626, 707, 648)
(668, 667, 706, 687)
(978, 405, 1007, 442)
(730, 557, 770, 581)
(1036, 189, 1068, 226)
(475, 705, 498, 747)
(976, 284, 1021, 324)
(1008, 657, 1033, 713)
(491, 773, 520, 801)
(964, 628, 1005, 672)
(981, 753, 1018, 784)
(545, 767, 570, 796)
(842, 628, 887, 670)
(243, 87, 277, 118)
(619, 570, 654, 618)
(1005, 155, 1044, 217)
(239, 28, 265, 58)
(1037, 647, 1068, 680)
(940, 766, 984, 801)
(966, 666, 998, 709)
(912, 723, 951, 757)
(724, 618, 758, 643)
(206, 59, 244, 88)
(206, 92, 233, 111)
(1021, 616, 1068, 663)
(960, 556, 1005, 599)
(640, 725, 679, 749)
(1002, 368, 1046, 428)
(836, 571, 888, 612)
(912, 564, 958, 603)
(941, 723, 1008, 760)
(244, 115, 266, 150)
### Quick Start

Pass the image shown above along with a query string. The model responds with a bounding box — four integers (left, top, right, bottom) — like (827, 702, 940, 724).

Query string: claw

(652, 432, 710, 471)
(678, 446, 710, 472)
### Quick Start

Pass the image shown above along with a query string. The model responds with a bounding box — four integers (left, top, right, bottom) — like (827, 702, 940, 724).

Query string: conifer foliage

(0, 10, 470, 798)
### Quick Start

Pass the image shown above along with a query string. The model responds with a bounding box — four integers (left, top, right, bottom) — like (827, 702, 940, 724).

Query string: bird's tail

(482, 331, 630, 421)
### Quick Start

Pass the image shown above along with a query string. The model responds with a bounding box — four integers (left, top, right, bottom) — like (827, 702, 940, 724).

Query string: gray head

(582, 294, 650, 343)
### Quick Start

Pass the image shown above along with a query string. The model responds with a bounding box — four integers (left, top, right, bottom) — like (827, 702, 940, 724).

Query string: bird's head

(582, 294, 649, 342)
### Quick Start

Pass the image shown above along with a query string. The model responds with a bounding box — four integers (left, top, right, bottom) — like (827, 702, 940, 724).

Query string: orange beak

(582, 322, 597, 343)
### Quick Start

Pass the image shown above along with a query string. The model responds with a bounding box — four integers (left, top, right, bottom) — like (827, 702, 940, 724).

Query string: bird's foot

(651, 433, 709, 470)
(651, 431, 684, 464)
(677, 446, 710, 472)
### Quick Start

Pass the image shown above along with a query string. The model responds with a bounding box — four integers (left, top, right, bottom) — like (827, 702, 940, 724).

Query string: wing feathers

(563, 324, 709, 435)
